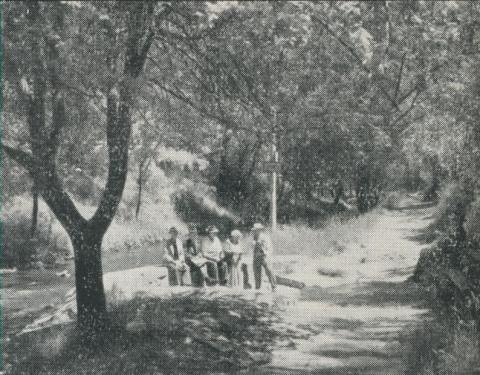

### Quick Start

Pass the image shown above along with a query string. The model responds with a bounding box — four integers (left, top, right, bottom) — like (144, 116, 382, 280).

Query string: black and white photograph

(2, 1, 480, 374)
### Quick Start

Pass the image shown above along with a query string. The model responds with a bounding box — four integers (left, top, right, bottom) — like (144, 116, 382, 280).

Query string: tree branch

(2, 144, 35, 173)
(90, 3, 155, 233)
(3, 143, 87, 232)
(393, 52, 407, 103)
(391, 89, 420, 128)
(311, 14, 400, 111)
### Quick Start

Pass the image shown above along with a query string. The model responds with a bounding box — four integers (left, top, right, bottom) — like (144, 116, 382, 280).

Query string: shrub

(2, 216, 38, 269)
(382, 191, 402, 210)
(433, 183, 473, 232)
(2, 196, 71, 269)
(64, 174, 102, 204)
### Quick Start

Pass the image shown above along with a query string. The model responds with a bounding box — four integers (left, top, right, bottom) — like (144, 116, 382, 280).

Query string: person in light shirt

(251, 223, 276, 291)
(224, 229, 244, 287)
(202, 225, 227, 285)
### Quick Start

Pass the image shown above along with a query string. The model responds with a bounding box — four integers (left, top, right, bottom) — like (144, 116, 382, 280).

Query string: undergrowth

(411, 184, 480, 374)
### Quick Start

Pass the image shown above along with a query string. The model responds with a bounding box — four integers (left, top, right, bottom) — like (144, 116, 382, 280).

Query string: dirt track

(258, 200, 434, 374)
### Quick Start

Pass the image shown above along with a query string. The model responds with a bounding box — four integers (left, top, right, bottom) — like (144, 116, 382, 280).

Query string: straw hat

(231, 229, 242, 238)
(207, 225, 219, 234)
(251, 223, 265, 231)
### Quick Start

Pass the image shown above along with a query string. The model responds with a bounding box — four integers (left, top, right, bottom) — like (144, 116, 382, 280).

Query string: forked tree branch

(2, 142, 87, 231)
(90, 3, 155, 233)
(2, 144, 35, 173)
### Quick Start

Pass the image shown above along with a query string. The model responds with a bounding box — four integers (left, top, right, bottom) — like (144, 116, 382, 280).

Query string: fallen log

(275, 276, 305, 290)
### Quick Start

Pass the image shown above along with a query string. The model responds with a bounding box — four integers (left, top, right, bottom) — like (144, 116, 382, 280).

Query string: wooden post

(271, 109, 278, 234)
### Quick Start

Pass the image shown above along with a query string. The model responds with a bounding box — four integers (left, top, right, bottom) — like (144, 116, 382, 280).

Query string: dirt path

(258, 201, 434, 374)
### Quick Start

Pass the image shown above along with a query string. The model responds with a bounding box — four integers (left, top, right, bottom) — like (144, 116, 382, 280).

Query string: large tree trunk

(71, 228, 108, 336)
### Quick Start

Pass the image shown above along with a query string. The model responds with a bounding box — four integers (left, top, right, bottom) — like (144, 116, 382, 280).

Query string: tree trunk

(71, 229, 108, 341)
(425, 156, 440, 201)
(135, 165, 143, 219)
(30, 184, 39, 238)
(405, 161, 412, 191)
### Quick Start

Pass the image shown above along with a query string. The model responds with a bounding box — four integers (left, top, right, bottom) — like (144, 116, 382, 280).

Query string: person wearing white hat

(202, 225, 227, 285)
(164, 227, 189, 286)
(224, 229, 244, 287)
(251, 223, 276, 291)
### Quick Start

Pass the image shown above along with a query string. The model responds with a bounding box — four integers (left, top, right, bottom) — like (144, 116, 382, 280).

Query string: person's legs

(179, 264, 190, 286)
(217, 260, 228, 285)
(262, 259, 276, 291)
(175, 268, 185, 286)
(253, 256, 263, 289)
(226, 263, 233, 287)
(199, 264, 209, 279)
(206, 261, 219, 282)
(223, 254, 233, 286)
(231, 263, 241, 287)
(186, 259, 201, 287)
(242, 263, 252, 289)
(190, 266, 200, 287)
(167, 266, 178, 286)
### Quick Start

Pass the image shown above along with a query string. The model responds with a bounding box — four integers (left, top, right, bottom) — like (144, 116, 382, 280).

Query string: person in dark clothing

(251, 223, 276, 291)
(241, 264, 252, 289)
(164, 227, 188, 286)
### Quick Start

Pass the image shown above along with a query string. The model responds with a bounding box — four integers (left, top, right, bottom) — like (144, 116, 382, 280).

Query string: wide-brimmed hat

(169, 226, 179, 234)
(251, 223, 265, 231)
(231, 229, 242, 238)
(207, 225, 219, 233)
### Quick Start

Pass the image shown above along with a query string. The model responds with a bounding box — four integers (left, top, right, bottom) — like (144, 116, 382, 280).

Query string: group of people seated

(164, 222, 276, 291)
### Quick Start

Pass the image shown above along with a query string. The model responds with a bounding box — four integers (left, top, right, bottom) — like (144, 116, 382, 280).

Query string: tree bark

(71, 226, 108, 338)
